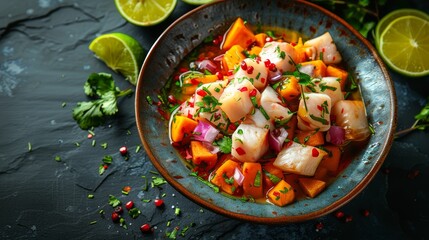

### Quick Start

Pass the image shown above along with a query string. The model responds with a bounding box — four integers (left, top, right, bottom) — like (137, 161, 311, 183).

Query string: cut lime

(89, 33, 144, 85)
(375, 9, 429, 48)
(182, 0, 214, 5)
(378, 16, 429, 77)
(115, 0, 177, 26)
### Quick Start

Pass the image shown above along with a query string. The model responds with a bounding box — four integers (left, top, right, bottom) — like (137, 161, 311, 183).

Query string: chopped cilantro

(108, 195, 121, 207)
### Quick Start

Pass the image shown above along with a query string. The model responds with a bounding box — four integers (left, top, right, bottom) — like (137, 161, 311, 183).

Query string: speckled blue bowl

(135, 0, 396, 223)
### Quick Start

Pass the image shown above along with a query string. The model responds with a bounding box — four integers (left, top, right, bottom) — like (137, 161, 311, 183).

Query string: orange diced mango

(190, 141, 218, 171)
(318, 145, 341, 174)
(254, 33, 268, 47)
(278, 76, 301, 102)
(222, 45, 246, 71)
(267, 179, 295, 207)
(298, 178, 326, 198)
(221, 17, 256, 51)
(300, 60, 327, 78)
(210, 159, 240, 195)
(171, 116, 198, 142)
(295, 130, 325, 146)
(182, 74, 218, 95)
(242, 162, 264, 199)
(262, 162, 284, 190)
(326, 65, 348, 91)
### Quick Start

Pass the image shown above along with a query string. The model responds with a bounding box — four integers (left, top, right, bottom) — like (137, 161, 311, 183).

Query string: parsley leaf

(73, 73, 133, 130)
(395, 99, 429, 138)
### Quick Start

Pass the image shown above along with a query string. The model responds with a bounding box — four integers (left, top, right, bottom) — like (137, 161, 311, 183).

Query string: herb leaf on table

(73, 73, 133, 130)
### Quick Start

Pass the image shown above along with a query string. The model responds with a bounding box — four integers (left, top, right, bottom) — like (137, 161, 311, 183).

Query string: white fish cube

(231, 123, 269, 162)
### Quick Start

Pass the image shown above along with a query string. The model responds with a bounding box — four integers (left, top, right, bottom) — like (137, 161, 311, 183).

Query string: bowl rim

(135, 0, 397, 224)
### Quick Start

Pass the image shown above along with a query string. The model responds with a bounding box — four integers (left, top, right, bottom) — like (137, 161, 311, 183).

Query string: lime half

(375, 9, 429, 48)
(378, 16, 429, 77)
(89, 33, 144, 85)
(115, 0, 177, 26)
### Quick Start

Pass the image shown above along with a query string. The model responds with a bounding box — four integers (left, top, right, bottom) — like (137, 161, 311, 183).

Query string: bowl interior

(135, 0, 396, 223)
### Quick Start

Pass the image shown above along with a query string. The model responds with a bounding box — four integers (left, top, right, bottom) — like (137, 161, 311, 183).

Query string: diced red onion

(268, 127, 289, 152)
(193, 120, 219, 143)
(233, 167, 245, 186)
(268, 70, 283, 82)
(197, 59, 218, 73)
(326, 125, 346, 145)
(213, 54, 224, 62)
(202, 142, 220, 154)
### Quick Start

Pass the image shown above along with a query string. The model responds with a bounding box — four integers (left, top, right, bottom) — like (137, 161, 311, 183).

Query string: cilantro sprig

(72, 73, 133, 130)
(395, 100, 429, 138)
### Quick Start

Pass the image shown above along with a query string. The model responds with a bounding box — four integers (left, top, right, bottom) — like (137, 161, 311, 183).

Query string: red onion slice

(197, 59, 218, 73)
(213, 54, 224, 62)
(233, 167, 245, 186)
(326, 125, 346, 145)
(268, 127, 289, 152)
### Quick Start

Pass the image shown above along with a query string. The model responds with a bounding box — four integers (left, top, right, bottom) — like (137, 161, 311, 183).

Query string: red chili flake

(119, 146, 128, 156)
(255, 56, 261, 63)
(168, 95, 177, 104)
(332, 56, 336, 61)
(285, 141, 293, 148)
(87, 133, 93, 139)
(290, 42, 297, 47)
(362, 209, 370, 217)
(227, 69, 234, 76)
(140, 223, 152, 233)
(322, 48, 326, 52)
(264, 59, 271, 67)
(179, 67, 188, 73)
(261, 77, 266, 84)
(334, 211, 344, 219)
(111, 212, 120, 222)
(187, 111, 192, 119)
(315, 222, 324, 231)
(341, 108, 344, 114)
(125, 201, 134, 210)
(174, 75, 180, 81)
(191, 78, 200, 85)
(103, 164, 108, 170)
(154, 199, 164, 207)
(236, 147, 246, 155)
(317, 105, 323, 111)
(241, 61, 248, 71)
(239, 87, 248, 92)
(345, 215, 353, 223)
(249, 89, 257, 97)
(247, 66, 254, 74)
(266, 37, 273, 42)
(273, 191, 280, 197)
(196, 89, 207, 97)
(216, 71, 223, 80)
(312, 148, 319, 157)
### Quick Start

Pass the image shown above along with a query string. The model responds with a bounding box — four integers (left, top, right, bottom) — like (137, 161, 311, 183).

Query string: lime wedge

(89, 33, 144, 85)
(182, 0, 214, 5)
(375, 9, 429, 48)
(378, 16, 429, 77)
(115, 0, 177, 26)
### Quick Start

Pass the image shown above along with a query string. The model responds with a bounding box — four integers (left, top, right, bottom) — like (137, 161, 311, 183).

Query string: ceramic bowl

(135, 0, 396, 223)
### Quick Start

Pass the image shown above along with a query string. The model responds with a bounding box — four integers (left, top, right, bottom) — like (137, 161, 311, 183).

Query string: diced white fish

(199, 109, 230, 133)
(331, 100, 371, 141)
(231, 122, 269, 162)
(311, 77, 344, 105)
(219, 78, 260, 122)
(304, 32, 342, 64)
(234, 58, 268, 91)
(260, 86, 294, 123)
(273, 142, 327, 176)
(297, 93, 332, 131)
(177, 95, 196, 118)
(260, 42, 298, 73)
(244, 108, 272, 130)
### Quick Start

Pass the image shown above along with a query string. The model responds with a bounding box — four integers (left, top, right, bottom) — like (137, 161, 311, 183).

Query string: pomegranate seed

(154, 199, 164, 207)
(261, 77, 266, 84)
(111, 212, 120, 222)
(215, 71, 223, 80)
(269, 63, 277, 72)
(334, 211, 344, 219)
(168, 95, 177, 104)
(315, 222, 323, 231)
(196, 89, 207, 97)
(217, 35, 223, 42)
(246, 66, 254, 74)
(213, 38, 220, 45)
(227, 69, 234, 76)
(140, 223, 152, 233)
(125, 200, 134, 210)
(362, 209, 370, 217)
(345, 215, 353, 223)
(240, 61, 248, 71)
(266, 37, 273, 42)
(312, 148, 319, 157)
(103, 164, 108, 170)
(264, 59, 271, 67)
(114, 206, 124, 214)
(236, 147, 246, 155)
(228, 123, 237, 131)
(119, 146, 128, 156)
(87, 133, 93, 139)
(239, 87, 248, 92)
(174, 75, 180, 81)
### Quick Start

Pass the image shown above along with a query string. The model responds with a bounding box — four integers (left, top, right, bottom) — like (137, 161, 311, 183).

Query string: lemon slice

(89, 33, 144, 85)
(182, 0, 214, 5)
(375, 9, 429, 48)
(115, 0, 177, 26)
(378, 16, 429, 77)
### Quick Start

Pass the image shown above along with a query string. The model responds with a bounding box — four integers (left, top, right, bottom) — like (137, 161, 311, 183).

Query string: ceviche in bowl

(136, 0, 396, 223)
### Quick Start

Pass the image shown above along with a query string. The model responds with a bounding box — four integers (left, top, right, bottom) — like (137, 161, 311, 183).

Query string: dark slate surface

(0, 1, 428, 239)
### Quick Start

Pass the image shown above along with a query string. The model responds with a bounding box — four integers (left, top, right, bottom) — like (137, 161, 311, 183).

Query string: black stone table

(1, 1, 428, 239)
